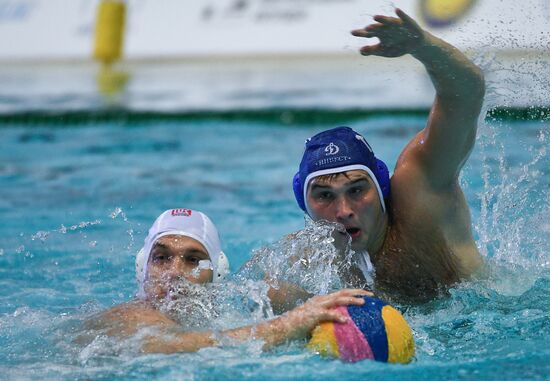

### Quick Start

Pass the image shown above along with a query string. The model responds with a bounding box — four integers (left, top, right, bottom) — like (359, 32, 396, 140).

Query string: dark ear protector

(375, 158, 391, 199)
(293, 172, 306, 212)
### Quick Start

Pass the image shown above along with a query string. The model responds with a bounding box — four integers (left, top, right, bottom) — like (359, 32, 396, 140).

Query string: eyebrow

(151, 242, 169, 250)
(184, 249, 209, 257)
(310, 183, 332, 191)
(151, 243, 208, 257)
(347, 178, 370, 186)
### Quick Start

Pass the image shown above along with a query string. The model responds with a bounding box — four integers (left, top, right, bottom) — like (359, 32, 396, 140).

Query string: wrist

(281, 308, 315, 340)
(410, 31, 435, 57)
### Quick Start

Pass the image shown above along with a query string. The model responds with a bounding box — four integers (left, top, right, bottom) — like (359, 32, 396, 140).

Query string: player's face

(307, 170, 385, 252)
(144, 235, 213, 300)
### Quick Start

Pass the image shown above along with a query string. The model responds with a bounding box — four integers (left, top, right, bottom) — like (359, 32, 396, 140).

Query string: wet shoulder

(389, 162, 482, 274)
(85, 300, 177, 336)
(390, 157, 476, 242)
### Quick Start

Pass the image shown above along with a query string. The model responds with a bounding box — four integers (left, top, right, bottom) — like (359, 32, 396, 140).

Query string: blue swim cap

(293, 127, 390, 214)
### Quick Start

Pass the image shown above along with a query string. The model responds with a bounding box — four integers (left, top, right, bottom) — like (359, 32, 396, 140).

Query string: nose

(334, 196, 354, 221)
(167, 256, 187, 278)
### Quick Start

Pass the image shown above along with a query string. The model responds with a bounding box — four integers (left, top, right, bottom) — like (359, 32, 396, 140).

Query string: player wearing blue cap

(291, 9, 485, 301)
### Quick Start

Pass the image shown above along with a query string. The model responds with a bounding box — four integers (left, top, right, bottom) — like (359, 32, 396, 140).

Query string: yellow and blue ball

(419, 0, 477, 28)
(307, 296, 415, 363)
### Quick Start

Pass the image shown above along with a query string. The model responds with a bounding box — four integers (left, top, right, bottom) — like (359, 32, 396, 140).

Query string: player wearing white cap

(86, 208, 371, 353)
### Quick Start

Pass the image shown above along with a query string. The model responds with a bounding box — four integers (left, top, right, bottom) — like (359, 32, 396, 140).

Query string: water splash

(151, 276, 273, 332)
(154, 278, 221, 330)
(475, 117, 548, 268)
(464, 48, 550, 304)
(126, 228, 135, 251)
(239, 219, 362, 296)
(58, 220, 102, 234)
(70, 276, 275, 365)
(109, 207, 128, 221)
(31, 230, 50, 242)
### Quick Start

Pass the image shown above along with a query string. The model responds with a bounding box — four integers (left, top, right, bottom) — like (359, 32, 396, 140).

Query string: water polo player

(85, 208, 371, 353)
(291, 9, 485, 301)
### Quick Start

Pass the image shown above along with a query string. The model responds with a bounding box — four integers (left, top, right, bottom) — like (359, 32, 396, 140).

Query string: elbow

(467, 64, 486, 102)
(448, 65, 485, 108)
(438, 65, 486, 105)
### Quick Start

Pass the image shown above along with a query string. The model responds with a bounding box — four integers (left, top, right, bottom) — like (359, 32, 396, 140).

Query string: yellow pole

(93, 0, 129, 103)
(93, 0, 126, 66)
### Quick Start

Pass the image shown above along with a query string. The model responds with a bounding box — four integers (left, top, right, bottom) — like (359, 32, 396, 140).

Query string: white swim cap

(135, 208, 230, 298)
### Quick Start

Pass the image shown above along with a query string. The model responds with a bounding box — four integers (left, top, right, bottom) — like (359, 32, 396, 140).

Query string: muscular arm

(351, 9, 484, 282)
(410, 30, 485, 185)
(353, 8, 485, 187)
(91, 290, 369, 354)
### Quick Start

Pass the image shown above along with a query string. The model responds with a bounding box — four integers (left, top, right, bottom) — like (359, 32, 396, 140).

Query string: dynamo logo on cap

(325, 142, 340, 155)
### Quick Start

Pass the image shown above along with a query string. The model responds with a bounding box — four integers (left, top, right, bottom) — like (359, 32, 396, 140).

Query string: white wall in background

(0, 0, 548, 62)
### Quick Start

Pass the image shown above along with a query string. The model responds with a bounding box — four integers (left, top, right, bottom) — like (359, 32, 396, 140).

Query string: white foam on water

(239, 218, 363, 297)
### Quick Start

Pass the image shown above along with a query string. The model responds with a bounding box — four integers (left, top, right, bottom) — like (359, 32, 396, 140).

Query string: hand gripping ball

(307, 296, 415, 363)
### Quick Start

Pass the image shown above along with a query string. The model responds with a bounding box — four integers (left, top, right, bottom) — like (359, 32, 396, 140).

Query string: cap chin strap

(303, 164, 387, 216)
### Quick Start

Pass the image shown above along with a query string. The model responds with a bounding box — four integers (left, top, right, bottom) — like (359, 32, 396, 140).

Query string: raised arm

(352, 8, 485, 186)
(94, 289, 370, 354)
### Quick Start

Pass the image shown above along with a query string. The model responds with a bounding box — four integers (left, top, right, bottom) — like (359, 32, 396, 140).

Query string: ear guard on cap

(293, 172, 306, 212)
(375, 158, 391, 199)
(215, 251, 230, 282)
(136, 247, 146, 286)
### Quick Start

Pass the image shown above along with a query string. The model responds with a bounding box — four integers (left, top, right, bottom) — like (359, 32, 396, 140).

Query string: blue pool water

(0, 112, 548, 380)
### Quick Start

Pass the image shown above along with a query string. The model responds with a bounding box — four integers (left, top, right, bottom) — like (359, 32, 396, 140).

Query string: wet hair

(312, 172, 353, 184)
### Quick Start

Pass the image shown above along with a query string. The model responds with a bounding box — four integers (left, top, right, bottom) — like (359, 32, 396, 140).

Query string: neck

(369, 213, 389, 262)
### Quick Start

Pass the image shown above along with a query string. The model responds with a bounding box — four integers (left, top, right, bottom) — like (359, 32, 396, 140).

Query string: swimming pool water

(0, 115, 548, 380)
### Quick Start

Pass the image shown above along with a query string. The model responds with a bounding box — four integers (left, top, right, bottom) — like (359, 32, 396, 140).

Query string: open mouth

(346, 227, 361, 238)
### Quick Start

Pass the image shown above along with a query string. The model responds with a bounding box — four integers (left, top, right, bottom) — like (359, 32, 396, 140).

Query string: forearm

(413, 32, 485, 101)
(229, 289, 368, 349)
(140, 312, 308, 354)
(142, 330, 216, 353)
(268, 282, 313, 314)
(224, 313, 309, 350)
(132, 289, 368, 354)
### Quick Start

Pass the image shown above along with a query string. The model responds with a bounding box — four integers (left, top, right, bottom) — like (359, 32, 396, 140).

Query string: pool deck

(0, 51, 548, 115)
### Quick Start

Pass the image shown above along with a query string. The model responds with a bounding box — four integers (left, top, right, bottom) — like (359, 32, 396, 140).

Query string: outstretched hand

(351, 8, 427, 57)
(283, 289, 372, 340)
